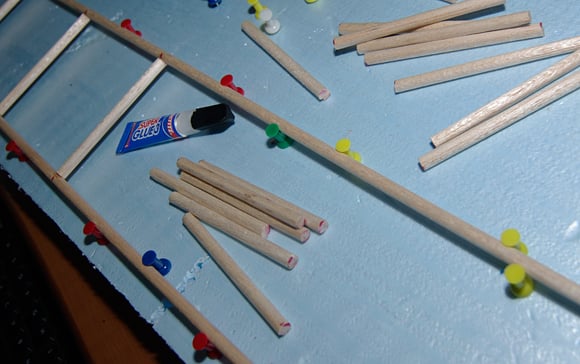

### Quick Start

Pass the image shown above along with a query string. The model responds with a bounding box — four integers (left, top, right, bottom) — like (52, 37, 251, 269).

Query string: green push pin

(266, 123, 293, 149)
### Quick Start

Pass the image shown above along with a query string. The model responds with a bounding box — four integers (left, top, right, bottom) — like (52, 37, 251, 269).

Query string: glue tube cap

(191, 103, 235, 135)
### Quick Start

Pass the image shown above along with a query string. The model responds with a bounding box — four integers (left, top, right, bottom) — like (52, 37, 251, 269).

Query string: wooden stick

(58, 58, 166, 179)
(357, 11, 531, 54)
(171, 192, 297, 270)
(0, 14, 90, 116)
(150, 168, 270, 238)
(199, 160, 328, 234)
(442, 0, 458, 4)
(339, 20, 468, 35)
(332, 0, 505, 50)
(394, 36, 580, 93)
(431, 49, 580, 147)
(0, 115, 251, 364)
(183, 213, 291, 336)
(51, 0, 580, 309)
(241, 21, 330, 101)
(177, 158, 306, 229)
(0, 0, 20, 22)
(365, 23, 544, 65)
(179, 172, 311, 243)
(419, 70, 580, 170)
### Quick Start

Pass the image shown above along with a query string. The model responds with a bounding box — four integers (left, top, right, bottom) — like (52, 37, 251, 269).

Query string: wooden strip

(339, 20, 468, 35)
(0, 0, 20, 22)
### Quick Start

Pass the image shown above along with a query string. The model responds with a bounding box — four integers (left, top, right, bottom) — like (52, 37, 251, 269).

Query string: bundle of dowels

(150, 157, 328, 335)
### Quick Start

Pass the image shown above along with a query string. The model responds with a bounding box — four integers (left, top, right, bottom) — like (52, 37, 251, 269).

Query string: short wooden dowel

(333, 0, 505, 50)
(431, 49, 580, 147)
(179, 172, 311, 243)
(394, 36, 580, 93)
(365, 23, 544, 65)
(419, 70, 580, 170)
(0, 13, 90, 116)
(171, 192, 297, 270)
(183, 213, 292, 336)
(339, 20, 467, 35)
(177, 158, 306, 229)
(241, 21, 330, 101)
(150, 168, 270, 238)
(0, 0, 20, 22)
(58, 58, 166, 179)
(357, 11, 531, 54)
(199, 160, 328, 234)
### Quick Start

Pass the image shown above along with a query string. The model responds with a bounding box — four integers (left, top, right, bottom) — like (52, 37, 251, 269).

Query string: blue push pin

(265, 123, 293, 149)
(208, 0, 222, 8)
(142, 250, 172, 276)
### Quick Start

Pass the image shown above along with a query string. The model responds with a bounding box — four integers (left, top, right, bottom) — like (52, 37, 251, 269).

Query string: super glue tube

(116, 103, 235, 154)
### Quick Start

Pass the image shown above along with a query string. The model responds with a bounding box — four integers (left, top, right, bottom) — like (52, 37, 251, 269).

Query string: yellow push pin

(305, 0, 319, 3)
(248, 0, 266, 20)
(500, 228, 528, 255)
(504, 263, 534, 298)
(335, 138, 361, 162)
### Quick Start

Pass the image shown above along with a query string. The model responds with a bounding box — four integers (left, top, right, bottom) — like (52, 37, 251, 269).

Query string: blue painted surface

(0, 0, 579, 362)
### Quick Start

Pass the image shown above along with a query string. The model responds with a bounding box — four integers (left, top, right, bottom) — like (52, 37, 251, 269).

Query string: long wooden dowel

(170, 192, 297, 269)
(150, 168, 270, 238)
(339, 20, 467, 35)
(419, 70, 580, 170)
(177, 158, 306, 229)
(395, 36, 580, 93)
(241, 21, 330, 101)
(183, 213, 292, 336)
(0, 116, 250, 363)
(58, 58, 166, 179)
(357, 11, 531, 54)
(179, 172, 311, 243)
(365, 23, 544, 65)
(0, 13, 90, 116)
(199, 160, 328, 234)
(431, 49, 580, 147)
(53, 0, 580, 308)
(332, 0, 505, 50)
(0, 0, 20, 22)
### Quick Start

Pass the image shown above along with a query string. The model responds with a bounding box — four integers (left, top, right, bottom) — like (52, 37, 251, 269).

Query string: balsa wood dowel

(431, 49, 580, 147)
(58, 58, 166, 179)
(183, 213, 292, 336)
(395, 36, 580, 92)
(241, 21, 330, 101)
(339, 20, 467, 35)
(0, 0, 20, 22)
(0, 14, 90, 116)
(50, 0, 580, 310)
(180, 172, 311, 243)
(365, 23, 544, 65)
(333, 0, 505, 50)
(150, 168, 270, 238)
(357, 11, 531, 54)
(171, 192, 297, 269)
(419, 70, 580, 170)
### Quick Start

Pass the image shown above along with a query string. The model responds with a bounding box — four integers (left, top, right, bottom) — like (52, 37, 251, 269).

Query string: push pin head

(305, 0, 319, 3)
(120, 19, 142, 37)
(220, 74, 245, 95)
(335, 138, 361, 162)
(83, 221, 109, 245)
(504, 263, 534, 298)
(142, 250, 172, 276)
(265, 123, 293, 149)
(207, 0, 222, 8)
(5, 140, 28, 162)
(193, 332, 222, 360)
(258, 8, 281, 35)
(500, 228, 528, 255)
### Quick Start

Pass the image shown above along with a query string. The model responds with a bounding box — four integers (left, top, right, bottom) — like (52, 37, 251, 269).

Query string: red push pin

(120, 18, 142, 37)
(192, 332, 222, 360)
(220, 74, 244, 95)
(5, 140, 28, 162)
(83, 221, 109, 245)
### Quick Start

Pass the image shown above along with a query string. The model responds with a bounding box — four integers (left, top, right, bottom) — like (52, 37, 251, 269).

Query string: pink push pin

(83, 221, 109, 245)
(5, 140, 27, 162)
(220, 74, 244, 95)
(192, 332, 222, 360)
(120, 18, 142, 37)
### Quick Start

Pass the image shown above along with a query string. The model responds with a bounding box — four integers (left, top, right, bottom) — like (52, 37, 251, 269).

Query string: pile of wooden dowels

(150, 157, 328, 336)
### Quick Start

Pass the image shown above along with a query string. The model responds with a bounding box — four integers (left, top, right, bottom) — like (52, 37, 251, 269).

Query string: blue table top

(1, 0, 579, 362)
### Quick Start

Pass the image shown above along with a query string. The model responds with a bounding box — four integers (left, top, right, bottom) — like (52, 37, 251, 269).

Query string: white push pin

(259, 8, 280, 35)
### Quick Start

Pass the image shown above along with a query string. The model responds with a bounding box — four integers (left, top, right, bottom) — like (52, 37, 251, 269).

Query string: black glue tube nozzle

(191, 103, 235, 135)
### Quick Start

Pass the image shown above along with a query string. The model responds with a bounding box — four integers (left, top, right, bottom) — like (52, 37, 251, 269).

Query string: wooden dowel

(199, 160, 328, 234)
(332, 0, 505, 50)
(442, 0, 458, 4)
(58, 58, 166, 179)
(183, 213, 292, 336)
(365, 23, 544, 65)
(150, 168, 270, 238)
(0, 0, 20, 22)
(431, 49, 580, 147)
(394, 36, 580, 93)
(177, 158, 306, 229)
(340, 20, 468, 35)
(179, 172, 311, 243)
(53, 0, 580, 309)
(0, 13, 90, 116)
(241, 21, 330, 101)
(0, 115, 251, 364)
(170, 192, 297, 269)
(419, 70, 580, 170)
(357, 11, 531, 54)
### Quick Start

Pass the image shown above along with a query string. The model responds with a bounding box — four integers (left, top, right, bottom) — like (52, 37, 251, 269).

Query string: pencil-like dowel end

(287, 255, 298, 270)
(318, 88, 331, 101)
(277, 322, 292, 336)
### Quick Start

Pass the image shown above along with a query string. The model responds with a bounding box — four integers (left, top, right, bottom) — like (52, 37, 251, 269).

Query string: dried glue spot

(563, 221, 579, 241)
